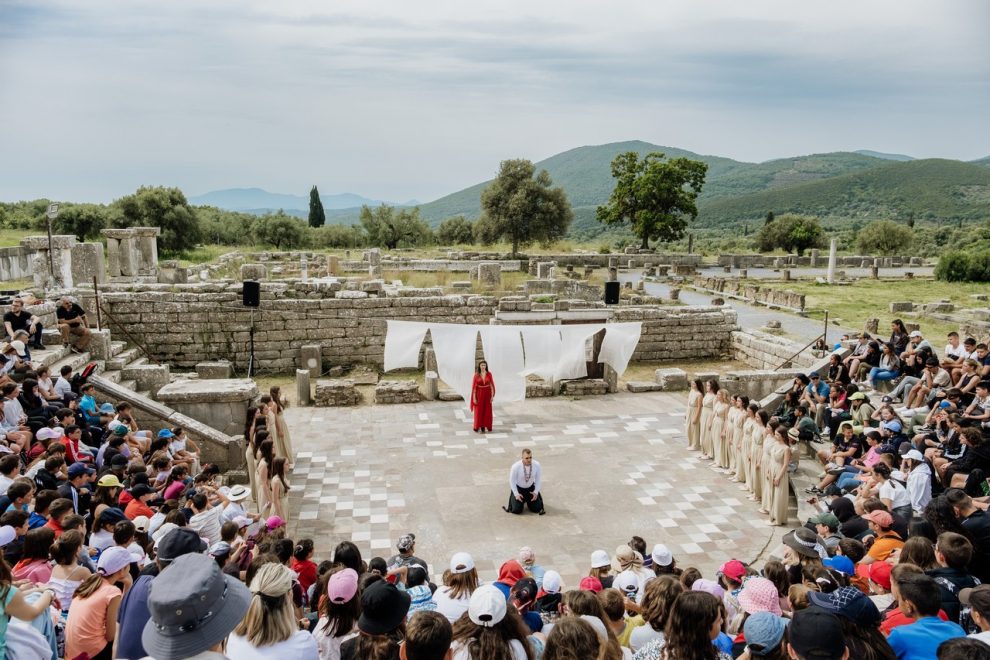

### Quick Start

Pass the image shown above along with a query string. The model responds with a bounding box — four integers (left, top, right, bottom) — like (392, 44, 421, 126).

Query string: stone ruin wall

(718, 253, 926, 268)
(90, 282, 738, 374)
(694, 276, 806, 311)
(0, 246, 32, 282)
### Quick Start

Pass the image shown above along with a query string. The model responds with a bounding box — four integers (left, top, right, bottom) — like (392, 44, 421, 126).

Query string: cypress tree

(308, 185, 326, 228)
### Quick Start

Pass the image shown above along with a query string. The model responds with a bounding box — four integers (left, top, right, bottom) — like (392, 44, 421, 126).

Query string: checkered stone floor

(283, 391, 781, 585)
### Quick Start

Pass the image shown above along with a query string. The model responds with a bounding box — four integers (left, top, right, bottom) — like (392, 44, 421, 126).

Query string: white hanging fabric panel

(479, 326, 526, 403)
(383, 321, 430, 372)
(520, 326, 563, 382)
(554, 324, 606, 381)
(428, 324, 480, 406)
(599, 322, 643, 377)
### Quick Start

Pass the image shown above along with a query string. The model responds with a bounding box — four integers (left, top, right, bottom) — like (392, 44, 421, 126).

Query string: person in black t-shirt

(55, 296, 91, 352)
(2, 297, 44, 349)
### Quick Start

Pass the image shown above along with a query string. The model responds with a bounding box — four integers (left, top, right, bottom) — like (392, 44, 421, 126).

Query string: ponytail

(74, 572, 106, 599)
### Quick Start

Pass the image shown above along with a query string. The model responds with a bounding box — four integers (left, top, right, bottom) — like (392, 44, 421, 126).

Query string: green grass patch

(0, 229, 38, 248)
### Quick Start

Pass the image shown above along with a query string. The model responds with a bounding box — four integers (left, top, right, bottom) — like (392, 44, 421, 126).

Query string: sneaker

(804, 485, 820, 494)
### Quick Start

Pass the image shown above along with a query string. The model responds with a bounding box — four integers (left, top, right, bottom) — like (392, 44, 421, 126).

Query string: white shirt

(0, 474, 13, 496)
(188, 506, 224, 546)
(432, 585, 472, 623)
(2, 396, 24, 428)
(54, 377, 73, 398)
(312, 620, 357, 660)
(509, 460, 542, 496)
(226, 631, 319, 660)
(945, 344, 970, 361)
(221, 501, 246, 524)
(37, 376, 56, 398)
(879, 479, 912, 510)
(906, 464, 933, 514)
(452, 639, 529, 660)
(630, 627, 664, 652)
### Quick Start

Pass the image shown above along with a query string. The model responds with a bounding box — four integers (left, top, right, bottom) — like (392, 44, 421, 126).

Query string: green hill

(972, 156, 990, 168)
(695, 159, 990, 227)
(414, 141, 890, 225)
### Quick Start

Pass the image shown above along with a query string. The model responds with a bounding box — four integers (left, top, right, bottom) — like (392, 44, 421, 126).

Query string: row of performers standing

(685, 380, 793, 527)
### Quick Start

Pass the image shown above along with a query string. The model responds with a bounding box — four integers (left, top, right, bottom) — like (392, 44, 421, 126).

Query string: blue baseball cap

(157, 429, 175, 439)
(885, 421, 902, 433)
(940, 400, 952, 409)
(68, 462, 94, 478)
(99, 403, 116, 413)
(823, 555, 855, 576)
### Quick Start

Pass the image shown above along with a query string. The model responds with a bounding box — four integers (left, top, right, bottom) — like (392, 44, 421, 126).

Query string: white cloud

(0, 0, 987, 203)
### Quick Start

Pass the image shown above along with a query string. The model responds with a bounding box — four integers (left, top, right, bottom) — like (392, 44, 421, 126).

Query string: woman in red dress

(471, 360, 495, 433)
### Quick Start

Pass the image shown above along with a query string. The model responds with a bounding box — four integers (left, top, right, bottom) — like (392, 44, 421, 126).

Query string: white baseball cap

(651, 543, 673, 567)
(0, 525, 16, 548)
(903, 449, 925, 462)
(590, 549, 611, 569)
(614, 570, 640, 595)
(9, 340, 26, 357)
(468, 584, 507, 628)
(449, 551, 475, 575)
(98, 546, 135, 575)
(542, 570, 562, 594)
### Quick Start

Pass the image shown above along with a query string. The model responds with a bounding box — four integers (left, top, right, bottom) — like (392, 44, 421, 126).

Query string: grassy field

(779, 278, 988, 338)
(0, 229, 37, 247)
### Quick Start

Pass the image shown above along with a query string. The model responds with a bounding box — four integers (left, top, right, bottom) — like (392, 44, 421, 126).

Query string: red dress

(471, 372, 495, 432)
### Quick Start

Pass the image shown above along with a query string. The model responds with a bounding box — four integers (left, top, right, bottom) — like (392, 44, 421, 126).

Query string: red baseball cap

(579, 576, 603, 593)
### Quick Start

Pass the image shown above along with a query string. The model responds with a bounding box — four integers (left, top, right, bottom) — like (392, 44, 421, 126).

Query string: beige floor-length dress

(700, 392, 715, 457)
(686, 389, 702, 450)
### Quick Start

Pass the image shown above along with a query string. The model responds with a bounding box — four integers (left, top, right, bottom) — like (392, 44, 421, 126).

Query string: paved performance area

(284, 392, 783, 585)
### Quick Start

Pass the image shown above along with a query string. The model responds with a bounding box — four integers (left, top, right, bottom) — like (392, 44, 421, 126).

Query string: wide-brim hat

(141, 562, 251, 660)
(782, 528, 827, 559)
(226, 485, 250, 502)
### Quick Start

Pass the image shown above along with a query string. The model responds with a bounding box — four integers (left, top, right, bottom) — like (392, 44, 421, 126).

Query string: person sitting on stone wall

(56, 296, 91, 353)
(2, 297, 44, 350)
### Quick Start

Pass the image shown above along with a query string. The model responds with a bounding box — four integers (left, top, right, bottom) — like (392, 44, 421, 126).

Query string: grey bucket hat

(141, 553, 251, 659)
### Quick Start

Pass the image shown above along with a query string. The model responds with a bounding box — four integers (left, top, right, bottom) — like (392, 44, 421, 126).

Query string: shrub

(967, 251, 990, 282)
(935, 251, 974, 282)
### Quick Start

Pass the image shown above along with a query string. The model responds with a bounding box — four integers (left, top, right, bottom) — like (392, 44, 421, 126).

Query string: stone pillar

(300, 254, 309, 282)
(423, 370, 439, 400)
(102, 229, 139, 278)
(477, 262, 501, 288)
(826, 238, 838, 284)
(865, 318, 879, 334)
(132, 227, 161, 275)
(21, 234, 77, 289)
(71, 242, 106, 286)
(810, 249, 820, 268)
(603, 364, 618, 394)
(782, 269, 791, 281)
(608, 256, 618, 270)
(608, 267, 618, 281)
(328, 255, 340, 275)
(368, 248, 382, 278)
(739, 268, 748, 279)
(296, 369, 311, 406)
(300, 344, 322, 379)
(424, 347, 437, 373)
(104, 237, 121, 277)
(669, 287, 680, 302)
(870, 265, 880, 279)
(537, 262, 555, 279)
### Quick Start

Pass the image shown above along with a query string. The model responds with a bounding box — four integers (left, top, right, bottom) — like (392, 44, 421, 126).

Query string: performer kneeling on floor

(503, 448, 546, 515)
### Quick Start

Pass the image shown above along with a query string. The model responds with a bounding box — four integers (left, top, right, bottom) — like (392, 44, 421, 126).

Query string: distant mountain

(972, 156, 990, 168)
(188, 187, 393, 212)
(694, 158, 990, 226)
(854, 150, 915, 161)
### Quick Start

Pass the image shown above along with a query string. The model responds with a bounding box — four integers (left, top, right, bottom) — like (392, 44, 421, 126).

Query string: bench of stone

(156, 378, 259, 437)
(375, 380, 421, 404)
(627, 381, 663, 393)
(525, 382, 555, 398)
(314, 379, 361, 406)
(560, 379, 608, 396)
(654, 368, 688, 391)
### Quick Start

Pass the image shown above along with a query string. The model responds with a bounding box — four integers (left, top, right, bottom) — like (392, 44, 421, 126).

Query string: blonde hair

(233, 562, 297, 647)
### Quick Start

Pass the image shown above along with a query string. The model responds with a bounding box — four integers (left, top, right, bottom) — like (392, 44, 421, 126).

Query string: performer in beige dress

(760, 421, 778, 515)
(769, 428, 794, 526)
(686, 380, 703, 451)
(749, 410, 768, 503)
(269, 456, 291, 521)
(728, 396, 749, 479)
(243, 406, 261, 503)
(699, 381, 718, 460)
(736, 403, 757, 488)
(270, 386, 295, 468)
(711, 390, 730, 470)
(255, 438, 275, 516)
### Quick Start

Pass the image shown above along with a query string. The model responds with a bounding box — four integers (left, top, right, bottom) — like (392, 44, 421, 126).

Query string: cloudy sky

(1, 0, 988, 204)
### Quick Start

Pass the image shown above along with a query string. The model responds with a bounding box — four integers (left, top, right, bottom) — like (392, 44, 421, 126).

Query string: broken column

(21, 234, 77, 289)
(101, 228, 139, 277)
(132, 227, 161, 276)
(826, 238, 838, 284)
(296, 369, 311, 406)
(537, 262, 555, 279)
(328, 255, 340, 275)
(300, 344, 322, 379)
(368, 248, 382, 278)
(300, 254, 309, 282)
(70, 242, 107, 286)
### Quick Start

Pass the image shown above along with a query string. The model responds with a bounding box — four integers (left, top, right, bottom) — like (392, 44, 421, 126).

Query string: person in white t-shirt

(503, 448, 545, 515)
(433, 551, 480, 623)
(227, 562, 319, 659)
(450, 584, 532, 660)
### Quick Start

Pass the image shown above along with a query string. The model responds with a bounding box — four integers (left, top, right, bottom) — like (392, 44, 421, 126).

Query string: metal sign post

(46, 203, 59, 281)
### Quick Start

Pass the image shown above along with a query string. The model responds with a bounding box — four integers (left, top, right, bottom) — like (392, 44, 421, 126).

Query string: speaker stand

(248, 308, 256, 377)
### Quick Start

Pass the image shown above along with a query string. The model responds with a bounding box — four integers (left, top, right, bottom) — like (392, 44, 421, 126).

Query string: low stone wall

(528, 253, 701, 273)
(732, 330, 819, 370)
(340, 259, 523, 273)
(694, 277, 805, 311)
(717, 253, 925, 268)
(0, 246, 31, 282)
(375, 380, 421, 404)
(720, 368, 807, 401)
(314, 380, 361, 406)
(613, 306, 737, 361)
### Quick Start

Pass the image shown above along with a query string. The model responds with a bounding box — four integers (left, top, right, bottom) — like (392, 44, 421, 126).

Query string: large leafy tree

(755, 214, 827, 256)
(113, 186, 202, 253)
(856, 220, 913, 255)
(251, 211, 307, 250)
(596, 152, 708, 249)
(359, 204, 433, 249)
(308, 185, 326, 228)
(53, 204, 109, 242)
(478, 159, 572, 255)
(436, 216, 476, 246)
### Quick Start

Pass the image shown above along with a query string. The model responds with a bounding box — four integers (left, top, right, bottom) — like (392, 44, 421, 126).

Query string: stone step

(127, 356, 149, 368)
(47, 351, 93, 377)
(106, 348, 140, 370)
(28, 344, 72, 370)
(119, 379, 138, 391)
(102, 370, 122, 384)
(110, 341, 127, 357)
(626, 381, 663, 393)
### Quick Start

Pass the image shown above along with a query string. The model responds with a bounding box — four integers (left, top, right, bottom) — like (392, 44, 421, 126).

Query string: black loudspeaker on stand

(242, 281, 260, 376)
(604, 281, 620, 305)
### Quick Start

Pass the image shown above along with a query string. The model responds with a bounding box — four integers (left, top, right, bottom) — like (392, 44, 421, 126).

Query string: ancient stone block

(299, 344, 322, 378)
(196, 362, 233, 379)
(240, 263, 267, 280)
(654, 368, 688, 390)
(70, 242, 106, 285)
(477, 262, 501, 288)
(314, 379, 361, 406)
(889, 302, 914, 313)
(375, 380, 420, 404)
(296, 369, 311, 406)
